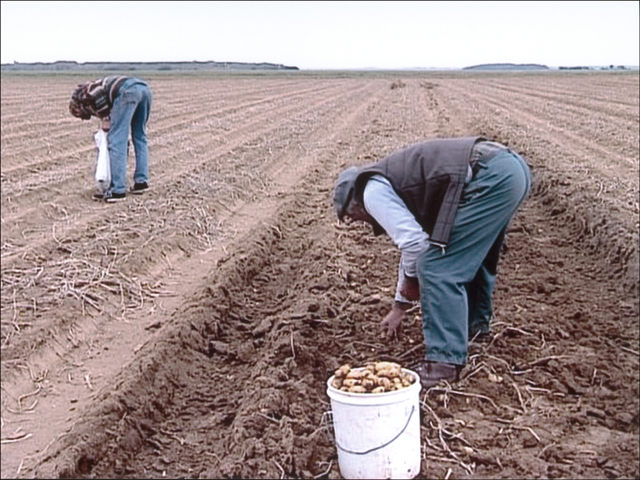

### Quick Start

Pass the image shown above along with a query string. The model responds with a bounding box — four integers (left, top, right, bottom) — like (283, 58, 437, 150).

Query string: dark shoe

(414, 360, 461, 389)
(130, 182, 149, 195)
(105, 192, 126, 203)
(92, 191, 106, 201)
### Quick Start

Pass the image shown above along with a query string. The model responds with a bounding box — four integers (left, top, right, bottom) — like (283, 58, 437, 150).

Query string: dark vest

(354, 136, 484, 248)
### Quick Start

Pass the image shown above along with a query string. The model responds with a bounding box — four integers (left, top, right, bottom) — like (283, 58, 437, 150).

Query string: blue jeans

(417, 150, 531, 365)
(107, 78, 152, 194)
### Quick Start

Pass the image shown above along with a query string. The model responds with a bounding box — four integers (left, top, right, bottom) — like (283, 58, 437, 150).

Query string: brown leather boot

(414, 360, 462, 389)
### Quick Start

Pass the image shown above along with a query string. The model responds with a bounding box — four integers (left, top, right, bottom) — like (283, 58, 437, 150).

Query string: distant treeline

(463, 63, 632, 71)
(463, 63, 549, 71)
(0, 60, 300, 72)
(558, 65, 628, 70)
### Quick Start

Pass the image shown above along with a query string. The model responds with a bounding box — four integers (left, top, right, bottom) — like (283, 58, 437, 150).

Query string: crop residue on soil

(1, 72, 638, 479)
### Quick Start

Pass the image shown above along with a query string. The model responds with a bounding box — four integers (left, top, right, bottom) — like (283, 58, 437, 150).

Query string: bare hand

(101, 118, 111, 131)
(400, 276, 420, 301)
(381, 304, 407, 340)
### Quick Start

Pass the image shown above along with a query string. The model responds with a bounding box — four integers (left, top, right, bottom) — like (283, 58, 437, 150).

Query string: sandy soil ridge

(1, 72, 638, 479)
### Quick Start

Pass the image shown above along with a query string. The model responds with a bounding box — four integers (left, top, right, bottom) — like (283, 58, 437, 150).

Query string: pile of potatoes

(331, 361, 415, 394)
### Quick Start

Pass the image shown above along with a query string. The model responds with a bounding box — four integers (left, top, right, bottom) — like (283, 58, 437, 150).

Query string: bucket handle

(332, 405, 416, 456)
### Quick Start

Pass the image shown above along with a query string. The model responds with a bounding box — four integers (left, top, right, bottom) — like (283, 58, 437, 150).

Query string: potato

(345, 369, 368, 380)
(374, 361, 401, 372)
(361, 377, 376, 389)
(364, 370, 377, 380)
(331, 361, 415, 394)
(376, 367, 402, 378)
(334, 364, 351, 379)
(342, 378, 359, 388)
(402, 373, 414, 384)
(376, 377, 393, 390)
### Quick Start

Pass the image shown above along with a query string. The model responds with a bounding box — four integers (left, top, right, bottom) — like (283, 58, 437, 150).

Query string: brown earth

(1, 71, 638, 479)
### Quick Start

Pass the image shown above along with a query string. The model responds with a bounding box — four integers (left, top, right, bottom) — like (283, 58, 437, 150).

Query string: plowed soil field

(1, 71, 638, 479)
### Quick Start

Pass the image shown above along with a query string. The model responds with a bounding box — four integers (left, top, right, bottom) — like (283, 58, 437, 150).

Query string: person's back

(333, 137, 532, 388)
(69, 77, 153, 202)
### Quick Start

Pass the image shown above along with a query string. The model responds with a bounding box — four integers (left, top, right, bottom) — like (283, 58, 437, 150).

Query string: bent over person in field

(333, 137, 532, 388)
(69, 76, 152, 202)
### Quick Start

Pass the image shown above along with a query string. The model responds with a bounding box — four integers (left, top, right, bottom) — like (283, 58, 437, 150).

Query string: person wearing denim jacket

(69, 76, 152, 202)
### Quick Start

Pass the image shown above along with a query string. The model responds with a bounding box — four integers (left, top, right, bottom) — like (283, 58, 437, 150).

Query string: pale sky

(1, 1, 638, 69)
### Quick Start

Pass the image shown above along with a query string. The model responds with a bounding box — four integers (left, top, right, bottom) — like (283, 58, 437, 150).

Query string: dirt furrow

(486, 74, 639, 116)
(0, 79, 383, 354)
(31, 76, 639, 478)
(0, 76, 303, 136)
(0, 80, 342, 183)
(436, 78, 639, 293)
(24, 75, 426, 480)
(475, 82, 639, 143)
(1, 72, 637, 480)
(147, 81, 346, 144)
(439, 79, 636, 172)
(1, 78, 364, 193)
(0, 79, 299, 156)
(463, 79, 639, 158)
(0, 75, 396, 478)
(0, 80, 374, 255)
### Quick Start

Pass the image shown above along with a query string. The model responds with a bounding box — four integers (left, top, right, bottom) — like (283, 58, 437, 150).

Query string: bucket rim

(326, 367, 421, 400)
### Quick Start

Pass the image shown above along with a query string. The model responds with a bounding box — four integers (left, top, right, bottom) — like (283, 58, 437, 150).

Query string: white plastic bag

(94, 129, 111, 193)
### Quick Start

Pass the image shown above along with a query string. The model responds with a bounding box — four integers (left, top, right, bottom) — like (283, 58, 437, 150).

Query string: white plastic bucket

(326, 368, 422, 479)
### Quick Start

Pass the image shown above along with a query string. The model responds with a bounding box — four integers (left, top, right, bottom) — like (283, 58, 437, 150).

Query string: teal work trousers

(417, 150, 531, 365)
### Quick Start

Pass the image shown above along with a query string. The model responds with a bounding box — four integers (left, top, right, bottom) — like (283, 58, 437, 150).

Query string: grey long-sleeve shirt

(362, 168, 472, 304)
(362, 175, 429, 304)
